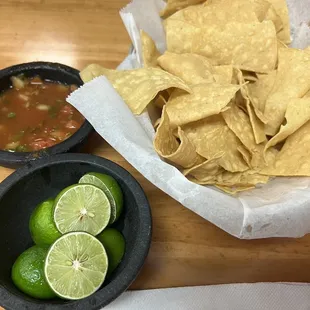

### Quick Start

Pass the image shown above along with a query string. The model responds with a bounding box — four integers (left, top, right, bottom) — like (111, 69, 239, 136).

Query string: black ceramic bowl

(0, 62, 93, 169)
(0, 153, 152, 310)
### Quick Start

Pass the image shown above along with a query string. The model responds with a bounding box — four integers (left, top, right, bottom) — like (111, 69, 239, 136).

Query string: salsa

(0, 75, 84, 152)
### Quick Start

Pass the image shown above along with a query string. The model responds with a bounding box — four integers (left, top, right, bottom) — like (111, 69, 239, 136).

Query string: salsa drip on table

(0, 75, 84, 152)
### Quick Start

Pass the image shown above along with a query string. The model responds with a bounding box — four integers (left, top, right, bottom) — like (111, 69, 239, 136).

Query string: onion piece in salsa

(0, 75, 84, 152)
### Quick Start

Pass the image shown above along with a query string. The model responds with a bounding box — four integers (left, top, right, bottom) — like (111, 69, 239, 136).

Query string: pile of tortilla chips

(81, 0, 310, 195)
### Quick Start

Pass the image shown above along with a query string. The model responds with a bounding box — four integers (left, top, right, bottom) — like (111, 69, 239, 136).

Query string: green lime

(29, 199, 62, 246)
(79, 172, 123, 224)
(11, 245, 56, 299)
(44, 232, 108, 300)
(97, 228, 125, 276)
(53, 184, 111, 236)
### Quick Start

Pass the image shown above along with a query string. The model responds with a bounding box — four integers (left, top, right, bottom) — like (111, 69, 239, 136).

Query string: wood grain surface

(1, 1, 310, 300)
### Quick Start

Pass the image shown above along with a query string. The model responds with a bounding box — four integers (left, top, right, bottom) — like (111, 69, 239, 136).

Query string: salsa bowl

(0, 62, 93, 169)
(0, 153, 152, 309)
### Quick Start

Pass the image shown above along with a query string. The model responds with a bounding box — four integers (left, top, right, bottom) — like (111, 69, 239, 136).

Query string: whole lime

(29, 199, 61, 246)
(11, 245, 56, 299)
(97, 228, 125, 276)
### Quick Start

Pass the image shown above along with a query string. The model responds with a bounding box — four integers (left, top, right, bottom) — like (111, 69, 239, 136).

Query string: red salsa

(0, 75, 84, 152)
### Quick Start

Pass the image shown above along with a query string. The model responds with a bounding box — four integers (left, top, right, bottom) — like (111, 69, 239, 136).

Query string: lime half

(53, 184, 111, 236)
(44, 232, 108, 300)
(79, 173, 123, 224)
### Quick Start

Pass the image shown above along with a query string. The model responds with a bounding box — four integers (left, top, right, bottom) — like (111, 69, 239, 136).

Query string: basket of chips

(68, 0, 310, 239)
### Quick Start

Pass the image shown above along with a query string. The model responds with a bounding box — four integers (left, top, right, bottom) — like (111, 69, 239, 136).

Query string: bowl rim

(0, 61, 93, 168)
(0, 153, 152, 310)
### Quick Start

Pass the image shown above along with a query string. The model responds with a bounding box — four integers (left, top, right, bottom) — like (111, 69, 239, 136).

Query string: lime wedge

(44, 232, 108, 300)
(53, 184, 111, 236)
(79, 173, 123, 224)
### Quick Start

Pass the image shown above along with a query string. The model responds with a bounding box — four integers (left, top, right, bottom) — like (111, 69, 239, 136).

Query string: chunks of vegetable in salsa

(0, 75, 84, 152)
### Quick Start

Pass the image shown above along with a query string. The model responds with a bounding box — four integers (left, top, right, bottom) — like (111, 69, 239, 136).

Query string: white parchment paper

(68, 0, 310, 239)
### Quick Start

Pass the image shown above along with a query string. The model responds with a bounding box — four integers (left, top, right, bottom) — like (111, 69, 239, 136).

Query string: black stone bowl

(0, 62, 93, 169)
(0, 153, 152, 310)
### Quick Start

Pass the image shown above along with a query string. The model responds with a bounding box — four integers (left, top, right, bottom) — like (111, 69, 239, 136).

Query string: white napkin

(105, 283, 310, 310)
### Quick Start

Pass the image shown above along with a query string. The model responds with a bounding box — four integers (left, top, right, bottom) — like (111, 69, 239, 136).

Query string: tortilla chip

(160, 90, 171, 101)
(247, 101, 266, 144)
(234, 68, 268, 123)
(154, 107, 179, 156)
(305, 90, 310, 98)
(216, 170, 269, 186)
(265, 145, 279, 163)
(157, 52, 215, 85)
(265, 98, 310, 150)
(160, 0, 205, 18)
(264, 48, 310, 136)
(154, 93, 167, 109)
(154, 108, 204, 168)
(233, 68, 267, 144)
(165, 19, 198, 54)
(266, 0, 291, 44)
(253, 0, 283, 33)
(238, 145, 252, 168)
(261, 121, 310, 176)
(190, 169, 269, 189)
(166, 83, 240, 127)
(222, 103, 269, 169)
(213, 65, 234, 84)
(187, 176, 214, 185)
(158, 52, 234, 86)
(184, 115, 249, 172)
(169, 127, 205, 168)
(80, 64, 191, 115)
(166, 19, 278, 73)
(183, 155, 224, 181)
(277, 39, 288, 49)
(141, 30, 161, 68)
(170, 0, 282, 33)
(215, 184, 255, 195)
(247, 70, 277, 113)
(154, 118, 161, 129)
(222, 104, 257, 152)
(148, 100, 162, 128)
(168, 0, 258, 25)
(242, 71, 258, 83)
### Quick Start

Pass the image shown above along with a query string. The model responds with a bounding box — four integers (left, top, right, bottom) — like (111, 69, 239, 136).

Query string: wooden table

(1, 0, 310, 294)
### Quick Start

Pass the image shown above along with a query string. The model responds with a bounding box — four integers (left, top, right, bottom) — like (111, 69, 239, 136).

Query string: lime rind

(29, 198, 61, 246)
(97, 228, 126, 276)
(44, 232, 108, 300)
(12, 245, 56, 299)
(53, 184, 111, 236)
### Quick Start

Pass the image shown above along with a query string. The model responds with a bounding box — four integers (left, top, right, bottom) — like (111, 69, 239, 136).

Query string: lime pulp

(53, 184, 111, 236)
(44, 232, 108, 300)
